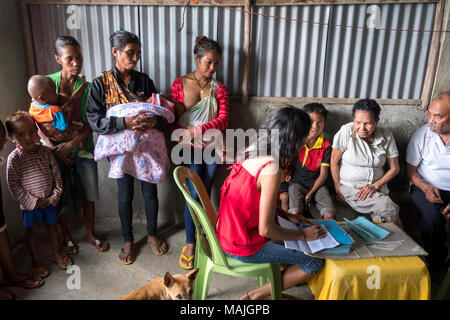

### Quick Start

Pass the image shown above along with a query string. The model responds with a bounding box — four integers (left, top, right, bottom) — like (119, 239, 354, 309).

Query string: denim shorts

(225, 240, 324, 275)
(74, 154, 99, 202)
(22, 205, 58, 228)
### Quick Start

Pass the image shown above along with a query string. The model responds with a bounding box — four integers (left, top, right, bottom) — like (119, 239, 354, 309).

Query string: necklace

(192, 71, 210, 95)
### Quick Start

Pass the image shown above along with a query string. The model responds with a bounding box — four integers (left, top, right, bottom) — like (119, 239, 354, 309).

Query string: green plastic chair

(173, 166, 282, 300)
(436, 266, 450, 300)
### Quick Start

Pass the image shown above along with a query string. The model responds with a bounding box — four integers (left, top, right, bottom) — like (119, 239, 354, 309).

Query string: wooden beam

(241, 0, 251, 105)
(24, 0, 439, 5)
(23, 0, 245, 5)
(248, 97, 421, 105)
(252, 0, 438, 5)
(20, 0, 37, 77)
(420, 0, 445, 109)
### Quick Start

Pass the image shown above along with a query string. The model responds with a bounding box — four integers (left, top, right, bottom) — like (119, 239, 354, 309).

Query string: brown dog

(120, 268, 199, 300)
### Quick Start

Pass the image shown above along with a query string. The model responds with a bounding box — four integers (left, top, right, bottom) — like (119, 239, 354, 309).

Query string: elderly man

(406, 91, 450, 275)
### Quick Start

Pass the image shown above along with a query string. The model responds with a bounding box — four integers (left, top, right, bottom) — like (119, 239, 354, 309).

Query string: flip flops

(32, 265, 50, 279)
(51, 256, 72, 270)
(119, 248, 135, 265)
(1, 274, 45, 289)
(89, 239, 110, 252)
(178, 245, 194, 270)
(62, 241, 79, 256)
(149, 239, 169, 256)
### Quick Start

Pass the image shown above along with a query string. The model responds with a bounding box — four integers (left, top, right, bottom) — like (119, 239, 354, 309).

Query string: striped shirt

(6, 145, 63, 211)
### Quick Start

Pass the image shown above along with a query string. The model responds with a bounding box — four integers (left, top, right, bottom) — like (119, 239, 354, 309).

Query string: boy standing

(5, 111, 71, 277)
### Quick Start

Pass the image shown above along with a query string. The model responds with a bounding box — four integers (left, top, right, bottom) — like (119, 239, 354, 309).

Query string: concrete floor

(4, 216, 314, 300)
(4, 213, 449, 300)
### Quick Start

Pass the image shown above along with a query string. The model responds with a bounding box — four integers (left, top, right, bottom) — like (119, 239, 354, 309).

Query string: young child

(282, 103, 336, 220)
(5, 111, 72, 276)
(27, 75, 90, 157)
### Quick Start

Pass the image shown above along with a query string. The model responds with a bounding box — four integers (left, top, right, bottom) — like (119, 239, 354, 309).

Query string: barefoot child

(5, 111, 72, 276)
(284, 103, 336, 220)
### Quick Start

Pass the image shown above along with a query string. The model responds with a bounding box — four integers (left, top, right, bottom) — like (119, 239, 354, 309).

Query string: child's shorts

(22, 205, 58, 228)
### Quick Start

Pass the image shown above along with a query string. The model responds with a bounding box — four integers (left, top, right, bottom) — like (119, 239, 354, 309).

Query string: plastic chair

(173, 166, 282, 300)
(436, 266, 450, 300)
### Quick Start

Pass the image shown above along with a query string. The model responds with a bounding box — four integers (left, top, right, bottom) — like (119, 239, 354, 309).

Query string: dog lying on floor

(120, 268, 199, 300)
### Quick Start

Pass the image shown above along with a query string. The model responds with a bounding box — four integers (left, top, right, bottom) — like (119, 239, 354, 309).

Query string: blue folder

(344, 217, 390, 242)
(314, 219, 355, 254)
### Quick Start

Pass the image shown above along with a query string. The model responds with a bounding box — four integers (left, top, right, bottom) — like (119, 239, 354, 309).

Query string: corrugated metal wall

(29, 3, 435, 99)
(323, 3, 436, 99)
(251, 3, 435, 98)
(29, 4, 244, 95)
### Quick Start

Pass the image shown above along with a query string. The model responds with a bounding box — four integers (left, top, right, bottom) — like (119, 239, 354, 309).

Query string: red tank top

(215, 160, 273, 256)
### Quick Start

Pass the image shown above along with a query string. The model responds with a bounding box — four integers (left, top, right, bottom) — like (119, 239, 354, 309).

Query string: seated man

(406, 91, 450, 276)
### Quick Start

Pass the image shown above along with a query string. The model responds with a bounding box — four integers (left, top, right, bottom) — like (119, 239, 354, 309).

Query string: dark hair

(303, 103, 328, 120)
(5, 111, 34, 136)
(110, 30, 140, 51)
(352, 99, 381, 121)
(55, 35, 81, 55)
(193, 36, 222, 59)
(0, 120, 5, 140)
(243, 105, 311, 172)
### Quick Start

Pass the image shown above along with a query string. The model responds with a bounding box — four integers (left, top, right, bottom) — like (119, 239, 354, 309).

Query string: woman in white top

(330, 99, 402, 227)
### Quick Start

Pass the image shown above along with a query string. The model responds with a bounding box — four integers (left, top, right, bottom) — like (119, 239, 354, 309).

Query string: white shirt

(406, 124, 450, 191)
(332, 122, 399, 193)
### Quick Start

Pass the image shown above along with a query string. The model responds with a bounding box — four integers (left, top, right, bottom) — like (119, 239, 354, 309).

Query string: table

(307, 256, 430, 300)
(306, 222, 430, 300)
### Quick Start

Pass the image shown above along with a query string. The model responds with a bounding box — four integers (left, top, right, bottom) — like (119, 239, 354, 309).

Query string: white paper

(278, 216, 340, 254)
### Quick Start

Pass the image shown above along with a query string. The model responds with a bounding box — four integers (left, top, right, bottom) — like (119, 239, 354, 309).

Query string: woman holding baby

(38, 36, 110, 266)
(86, 31, 169, 265)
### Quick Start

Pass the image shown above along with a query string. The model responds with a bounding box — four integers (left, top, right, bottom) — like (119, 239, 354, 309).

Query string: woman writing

(216, 106, 325, 300)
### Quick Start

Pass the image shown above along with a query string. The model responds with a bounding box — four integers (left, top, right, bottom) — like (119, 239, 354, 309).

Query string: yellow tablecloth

(307, 256, 430, 300)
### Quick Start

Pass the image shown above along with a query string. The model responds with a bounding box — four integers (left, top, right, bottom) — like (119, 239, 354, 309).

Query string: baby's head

(5, 111, 40, 152)
(303, 103, 328, 140)
(27, 75, 58, 106)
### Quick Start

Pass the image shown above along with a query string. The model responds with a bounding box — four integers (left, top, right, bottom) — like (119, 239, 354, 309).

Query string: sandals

(32, 265, 50, 279)
(1, 273, 45, 289)
(89, 239, 110, 252)
(51, 256, 72, 270)
(149, 239, 169, 256)
(0, 288, 17, 300)
(62, 241, 79, 256)
(179, 245, 194, 270)
(119, 248, 135, 265)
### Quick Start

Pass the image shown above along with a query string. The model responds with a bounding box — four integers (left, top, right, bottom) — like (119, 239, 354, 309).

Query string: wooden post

(20, 0, 37, 77)
(420, 0, 445, 109)
(241, 0, 251, 105)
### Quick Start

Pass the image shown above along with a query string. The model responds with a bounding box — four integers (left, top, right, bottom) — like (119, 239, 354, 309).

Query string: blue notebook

(344, 217, 390, 242)
(314, 219, 354, 254)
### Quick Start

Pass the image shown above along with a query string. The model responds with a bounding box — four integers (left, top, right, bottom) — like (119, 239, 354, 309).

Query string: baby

(27, 75, 88, 153)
